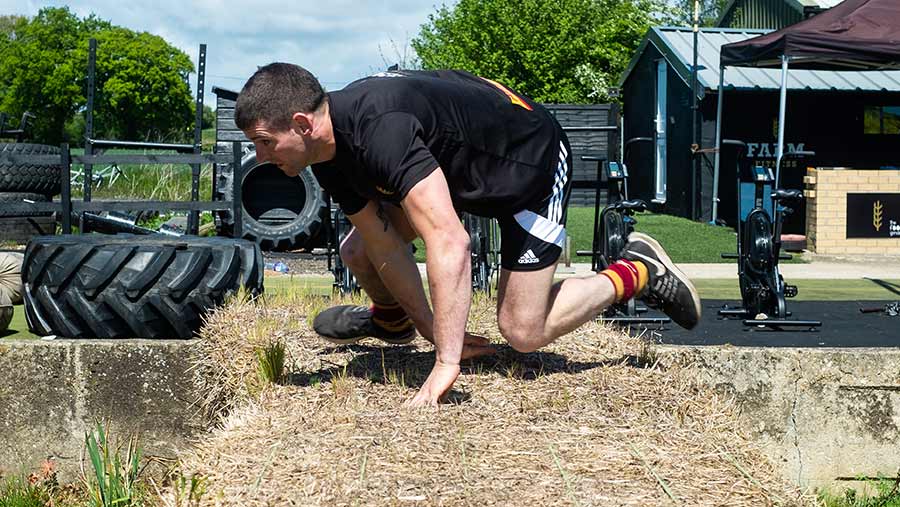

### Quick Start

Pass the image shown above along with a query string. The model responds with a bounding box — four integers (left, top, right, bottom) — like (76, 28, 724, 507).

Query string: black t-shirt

(311, 70, 562, 217)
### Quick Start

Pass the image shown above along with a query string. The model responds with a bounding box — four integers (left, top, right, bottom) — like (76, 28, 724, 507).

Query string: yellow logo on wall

(873, 200, 883, 231)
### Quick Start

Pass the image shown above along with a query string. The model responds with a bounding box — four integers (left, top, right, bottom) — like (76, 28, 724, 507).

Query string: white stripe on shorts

(513, 209, 566, 248)
(549, 141, 568, 222)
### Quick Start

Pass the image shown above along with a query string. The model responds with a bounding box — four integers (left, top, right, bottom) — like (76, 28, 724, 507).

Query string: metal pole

(711, 66, 725, 224)
(690, 0, 700, 220)
(83, 38, 97, 233)
(188, 43, 207, 235)
(61, 144, 72, 234)
(232, 141, 243, 238)
(775, 55, 789, 189)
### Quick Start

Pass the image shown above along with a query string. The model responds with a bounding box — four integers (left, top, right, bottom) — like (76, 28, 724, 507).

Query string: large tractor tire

(0, 192, 55, 243)
(23, 235, 263, 339)
(0, 143, 62, 196)
(0, 192, 53, 217)
(215, 149, 329, 251)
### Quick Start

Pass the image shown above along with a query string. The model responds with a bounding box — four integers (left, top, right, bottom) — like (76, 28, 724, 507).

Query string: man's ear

(291, 112, 314, 136)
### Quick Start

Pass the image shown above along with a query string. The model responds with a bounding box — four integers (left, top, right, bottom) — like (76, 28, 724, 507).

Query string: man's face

(245, 120, 308, 177)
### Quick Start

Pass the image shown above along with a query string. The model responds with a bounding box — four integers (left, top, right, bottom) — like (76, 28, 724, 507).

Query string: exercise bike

(577, 137, 670, 327)
(327, 205, 361, 295)
(463, 213, 499, 295)
(716, 139, 821, 330)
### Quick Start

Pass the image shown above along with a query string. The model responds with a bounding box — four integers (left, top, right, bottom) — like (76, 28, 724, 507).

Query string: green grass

(262, 275, 900, 303)
(567, 208, 747, 264)
(0, 475, 49, 506)
(413, 209, 787, 265)
(2, 305, 34, 340)
(694, 279, 900, 301)
(69, 148, 213, 203)
(819, 477, 900, 507)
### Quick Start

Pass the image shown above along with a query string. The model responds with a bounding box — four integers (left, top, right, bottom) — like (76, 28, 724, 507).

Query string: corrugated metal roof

(796, 0, 842, 7)
(619, 26, 900, 96)
(717, 0, 842, 26)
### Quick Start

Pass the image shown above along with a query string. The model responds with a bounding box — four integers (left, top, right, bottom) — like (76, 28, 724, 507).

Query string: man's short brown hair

(235, 63, 326, 131)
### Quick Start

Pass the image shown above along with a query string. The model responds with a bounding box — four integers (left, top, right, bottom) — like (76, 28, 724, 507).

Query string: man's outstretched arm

(399, 168, 471, 407)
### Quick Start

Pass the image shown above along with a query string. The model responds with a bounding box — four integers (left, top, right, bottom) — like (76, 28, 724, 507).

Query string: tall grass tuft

(152, 471, 206, 507)
(83, 422, 144, 507)
(0, 475, 49, 507)
(819, 475, 900, 507)
(256, 339, 287, 386)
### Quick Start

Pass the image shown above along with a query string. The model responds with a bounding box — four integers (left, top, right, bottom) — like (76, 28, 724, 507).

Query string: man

(235, 63, 701, 407)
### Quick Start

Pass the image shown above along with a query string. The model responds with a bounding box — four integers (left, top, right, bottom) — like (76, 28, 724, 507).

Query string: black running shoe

(622, 233, 701, 329)
(312, 305, 416, 345)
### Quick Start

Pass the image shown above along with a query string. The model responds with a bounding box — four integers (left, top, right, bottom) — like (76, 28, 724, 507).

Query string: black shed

(619, 26, 900, 230)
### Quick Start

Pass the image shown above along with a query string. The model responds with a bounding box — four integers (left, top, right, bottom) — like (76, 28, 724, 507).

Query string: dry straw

(173, 288, 814, 506)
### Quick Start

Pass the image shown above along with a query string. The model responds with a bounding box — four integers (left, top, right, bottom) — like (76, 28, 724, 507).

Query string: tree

(0, 8, 88, 144)
(201, 104, 215, 130)
(0, 7, 195, 145)
(412, 0, 673, 103)
(85, 27, 194, 141)
(670, 0, 729, 27)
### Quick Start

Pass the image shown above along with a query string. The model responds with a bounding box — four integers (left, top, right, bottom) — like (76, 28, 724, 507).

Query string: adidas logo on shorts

(518, 249, 540, 265)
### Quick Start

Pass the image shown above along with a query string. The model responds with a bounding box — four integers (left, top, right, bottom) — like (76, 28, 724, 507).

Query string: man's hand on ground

(461, 332, 495, 360)
(405, 360, 460, 408)
(420, 331, 496, 360)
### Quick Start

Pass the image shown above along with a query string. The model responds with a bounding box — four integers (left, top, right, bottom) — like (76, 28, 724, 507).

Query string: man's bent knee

(339, 232, 372, 272)
(498, 315, 544, 353)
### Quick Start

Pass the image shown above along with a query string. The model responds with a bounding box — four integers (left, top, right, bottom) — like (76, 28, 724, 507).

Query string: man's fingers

(460, 344, 496, 361)
(463, 334, 490, 346)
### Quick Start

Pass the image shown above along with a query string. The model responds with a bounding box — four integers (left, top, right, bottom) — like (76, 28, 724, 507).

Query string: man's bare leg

(339, 204, 431, 328)
(337, 206, 494, 357)
(496, 265, 618, 353)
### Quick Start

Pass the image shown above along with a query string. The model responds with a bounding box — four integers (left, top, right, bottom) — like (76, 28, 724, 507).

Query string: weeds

(256, 339, 287, 385)
(83, 422, 144, 507)
(0, 475, 49, 507)
(152, 471, 206, 507)
(71, 164, 213, 203)
(820, 475, 900, 507)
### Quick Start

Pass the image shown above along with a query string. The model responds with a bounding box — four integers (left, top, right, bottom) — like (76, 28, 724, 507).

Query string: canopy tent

(711, 0, 900, 222)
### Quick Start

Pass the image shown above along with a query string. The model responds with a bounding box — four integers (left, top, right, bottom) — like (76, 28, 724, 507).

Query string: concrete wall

(6, 337, 898, 490)
(805, 168, 900, 255)
(658, 345, 900, 490)
(0, 339, 205, 479)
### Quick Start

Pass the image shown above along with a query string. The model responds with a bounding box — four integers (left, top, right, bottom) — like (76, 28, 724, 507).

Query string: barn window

(864, 106, 900, 135)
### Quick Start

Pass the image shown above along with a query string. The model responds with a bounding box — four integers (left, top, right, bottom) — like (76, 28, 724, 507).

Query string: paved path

(553, 261, 900, 280)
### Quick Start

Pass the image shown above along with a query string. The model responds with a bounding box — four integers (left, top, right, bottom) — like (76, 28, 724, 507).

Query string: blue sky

(3, 1, 449, 104)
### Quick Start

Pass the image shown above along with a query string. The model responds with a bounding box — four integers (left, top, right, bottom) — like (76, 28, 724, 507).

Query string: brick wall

(804, 168, 900, 255)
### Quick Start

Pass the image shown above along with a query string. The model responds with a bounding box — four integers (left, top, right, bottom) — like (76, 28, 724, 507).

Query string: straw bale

(171, 290, 814, 507)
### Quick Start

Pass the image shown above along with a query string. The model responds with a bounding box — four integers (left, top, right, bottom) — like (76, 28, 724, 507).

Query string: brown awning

(720, 0, 900, 70)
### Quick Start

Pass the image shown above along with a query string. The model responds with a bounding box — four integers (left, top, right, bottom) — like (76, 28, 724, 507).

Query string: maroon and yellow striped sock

(370, 300, 414, 332)
(599, 259, 649, 303)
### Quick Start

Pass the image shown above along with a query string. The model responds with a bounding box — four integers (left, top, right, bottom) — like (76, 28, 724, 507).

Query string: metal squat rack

(0, 38, 244, 238)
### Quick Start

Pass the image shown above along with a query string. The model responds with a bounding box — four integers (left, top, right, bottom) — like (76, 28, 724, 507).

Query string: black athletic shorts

(496, 139, 573, 272)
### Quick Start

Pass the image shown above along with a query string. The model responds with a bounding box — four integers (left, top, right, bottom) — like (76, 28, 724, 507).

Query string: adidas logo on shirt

(518, 249, 540, 264)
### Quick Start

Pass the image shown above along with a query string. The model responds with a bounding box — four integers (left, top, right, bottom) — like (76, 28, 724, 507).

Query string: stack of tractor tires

(23, 235, 263, 339)
(215, 149, 329, 251)
(0, 143, 62, 242)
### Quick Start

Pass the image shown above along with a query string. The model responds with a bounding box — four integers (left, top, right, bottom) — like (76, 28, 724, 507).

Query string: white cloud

(2, 0, 453, 104)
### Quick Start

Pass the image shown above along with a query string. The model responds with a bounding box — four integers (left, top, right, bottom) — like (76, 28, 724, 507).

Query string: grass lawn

(414, 209, 796, 265)
(568, 207, 759, 264)
(693, 278, 900, 301)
